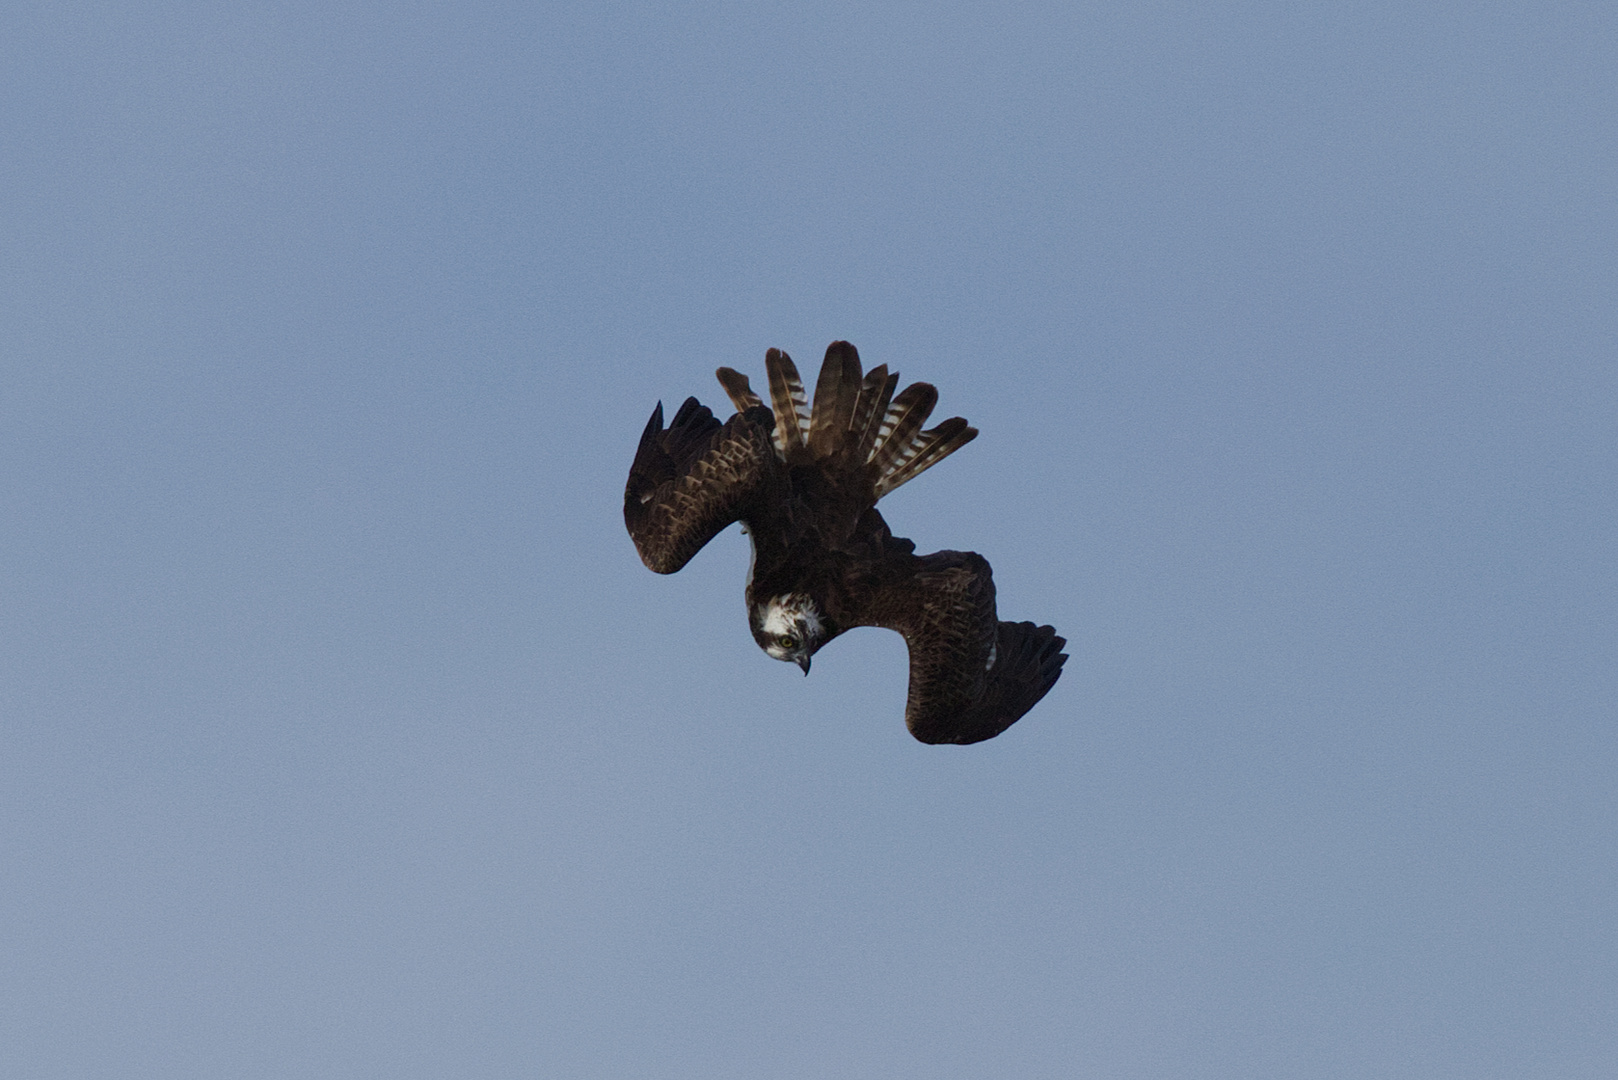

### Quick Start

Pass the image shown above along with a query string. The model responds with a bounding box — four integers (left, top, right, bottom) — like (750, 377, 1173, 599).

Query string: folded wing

(623, 397, 777, 574)
(873, 551, 1067, 744)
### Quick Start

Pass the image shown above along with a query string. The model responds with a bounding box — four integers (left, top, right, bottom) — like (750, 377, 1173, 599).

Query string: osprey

(623, 341, 1066, 744)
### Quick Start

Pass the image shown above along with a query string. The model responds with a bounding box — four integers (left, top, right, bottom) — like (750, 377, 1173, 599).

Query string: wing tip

(913, 620, 1067, 746)
(624, 397, 773, 576)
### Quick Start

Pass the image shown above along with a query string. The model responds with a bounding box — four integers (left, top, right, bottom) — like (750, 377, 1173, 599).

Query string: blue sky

(3, 2, 1614, 1077)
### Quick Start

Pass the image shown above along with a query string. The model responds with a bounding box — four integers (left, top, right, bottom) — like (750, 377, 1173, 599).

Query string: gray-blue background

(4, 2, 1613, 1076)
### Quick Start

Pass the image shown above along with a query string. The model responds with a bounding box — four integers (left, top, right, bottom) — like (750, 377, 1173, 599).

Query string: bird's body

(624, 342, 1066, 744)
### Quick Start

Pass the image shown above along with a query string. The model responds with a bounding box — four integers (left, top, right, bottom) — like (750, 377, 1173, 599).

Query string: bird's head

(751, 593, 827, 675)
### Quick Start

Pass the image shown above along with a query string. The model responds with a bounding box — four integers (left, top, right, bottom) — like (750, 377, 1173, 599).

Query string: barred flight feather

(764, 348, 809, 456)
(869, 383, 938, 479)
(873, 417, 977, 496)
(856, 370, 900, 463)
(846, 365, 888, 457)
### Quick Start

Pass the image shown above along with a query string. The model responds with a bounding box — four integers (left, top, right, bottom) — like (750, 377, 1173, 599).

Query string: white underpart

(986, 637, 997, 671)
(743, 524, 756, 588)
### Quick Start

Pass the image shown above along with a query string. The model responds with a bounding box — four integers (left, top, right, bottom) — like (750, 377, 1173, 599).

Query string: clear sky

(3, 2, 1614, 1077)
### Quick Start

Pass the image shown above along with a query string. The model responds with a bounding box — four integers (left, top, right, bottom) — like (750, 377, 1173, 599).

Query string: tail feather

(876, 412, 944, 481)
(853, 367, 898, 463)
(739, 343, 976, 495)
(874, 416, 978, 497)
(808, 341, 863, 458)
(715, 367, 763, 412)
(847, 364, 889, 456)
(869, 383, 939, 479)
(764, 349, 810, 456)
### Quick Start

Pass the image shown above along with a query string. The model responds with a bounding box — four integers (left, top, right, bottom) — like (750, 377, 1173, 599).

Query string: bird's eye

(778, 634, 798, 651)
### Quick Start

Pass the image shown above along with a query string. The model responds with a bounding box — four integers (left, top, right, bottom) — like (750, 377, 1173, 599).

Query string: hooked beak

(796, 654, 811, 676)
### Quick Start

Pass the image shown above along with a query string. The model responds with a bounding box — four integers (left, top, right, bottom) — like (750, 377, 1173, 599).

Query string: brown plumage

(624, 341, 1066, 744)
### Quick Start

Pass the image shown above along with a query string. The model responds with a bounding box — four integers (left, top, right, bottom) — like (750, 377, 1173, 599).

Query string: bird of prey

(623, 341, 1066, 744)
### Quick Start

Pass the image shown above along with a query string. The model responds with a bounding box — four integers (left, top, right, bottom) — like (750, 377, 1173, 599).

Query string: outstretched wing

(624, 397, 776, 574)
(873, 551, 1067, 744)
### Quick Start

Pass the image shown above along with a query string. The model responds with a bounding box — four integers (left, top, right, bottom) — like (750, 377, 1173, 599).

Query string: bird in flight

(623, 341, 1066, 744)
